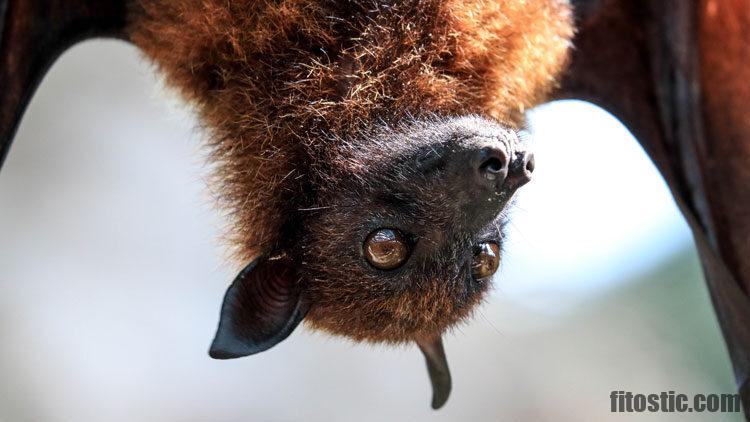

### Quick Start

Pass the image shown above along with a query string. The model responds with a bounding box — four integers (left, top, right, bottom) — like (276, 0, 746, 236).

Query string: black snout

(391, 115, 534, 233)
(506, 150, 535, 190)
(475, 147, 534, 192)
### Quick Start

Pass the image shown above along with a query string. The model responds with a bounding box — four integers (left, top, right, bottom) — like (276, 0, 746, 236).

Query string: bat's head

(208, 115, 534, 340)
(209, 115, 533, 409)
(301, 115, 533, 343)
(130, 0, 572, 408)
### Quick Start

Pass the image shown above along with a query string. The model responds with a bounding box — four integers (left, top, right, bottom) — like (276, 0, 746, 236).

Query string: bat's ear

(209, 255, 307, 359)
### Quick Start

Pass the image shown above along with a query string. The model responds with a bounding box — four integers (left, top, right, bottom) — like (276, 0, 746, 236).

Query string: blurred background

(0, 41, 741, 421)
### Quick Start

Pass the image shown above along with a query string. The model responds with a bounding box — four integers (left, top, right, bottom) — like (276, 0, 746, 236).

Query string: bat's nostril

(525, 152, 536, 174)
(477, 148, 509, 181)
(505, 150, 534, 190)
(480, 157, 504, 174)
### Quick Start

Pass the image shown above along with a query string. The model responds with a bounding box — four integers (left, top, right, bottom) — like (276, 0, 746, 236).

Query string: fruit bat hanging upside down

(3, 0, 750, 413)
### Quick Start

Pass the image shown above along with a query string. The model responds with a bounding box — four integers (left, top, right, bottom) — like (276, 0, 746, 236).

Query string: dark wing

(557, 0, 750, 411)
(0, 0, 127, 167)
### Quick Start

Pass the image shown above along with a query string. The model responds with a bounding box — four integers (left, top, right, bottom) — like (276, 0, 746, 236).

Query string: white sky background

(503, 100, 693, 310)
(0, 41, 738, 421)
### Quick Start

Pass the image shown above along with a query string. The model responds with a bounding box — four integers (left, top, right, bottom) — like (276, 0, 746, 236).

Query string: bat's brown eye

(472, 242, 500, 279)
(364, 228, 410, 270)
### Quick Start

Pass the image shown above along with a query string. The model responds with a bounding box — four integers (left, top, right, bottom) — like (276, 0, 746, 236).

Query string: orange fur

(128, 0, 572, 266)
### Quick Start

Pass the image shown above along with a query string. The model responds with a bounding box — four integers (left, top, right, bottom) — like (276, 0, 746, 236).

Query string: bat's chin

(302, 277, 489, 344)
(303, 283, 480, 410)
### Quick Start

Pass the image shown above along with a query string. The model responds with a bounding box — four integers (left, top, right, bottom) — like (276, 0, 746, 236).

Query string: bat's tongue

(415, 335, 452, 409)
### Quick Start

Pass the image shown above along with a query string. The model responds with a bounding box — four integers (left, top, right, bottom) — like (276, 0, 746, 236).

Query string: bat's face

(301, 116, 533, 342)
(208, 114, 532, 409)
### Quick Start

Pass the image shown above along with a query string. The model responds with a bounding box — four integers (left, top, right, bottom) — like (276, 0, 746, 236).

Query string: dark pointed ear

(209, 255, 307, 359)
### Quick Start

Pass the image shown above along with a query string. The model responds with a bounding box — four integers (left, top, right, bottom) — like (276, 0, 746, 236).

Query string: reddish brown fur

(699, 0, 750, 289)
(127, 0, 573, 342)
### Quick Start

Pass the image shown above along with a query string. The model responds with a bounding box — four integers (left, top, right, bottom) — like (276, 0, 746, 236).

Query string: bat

(9, 0, 749, 415)
(0, 0, 573, 409)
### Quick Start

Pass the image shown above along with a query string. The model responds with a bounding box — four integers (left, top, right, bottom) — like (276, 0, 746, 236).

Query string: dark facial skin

(300, 115, 533, 342)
